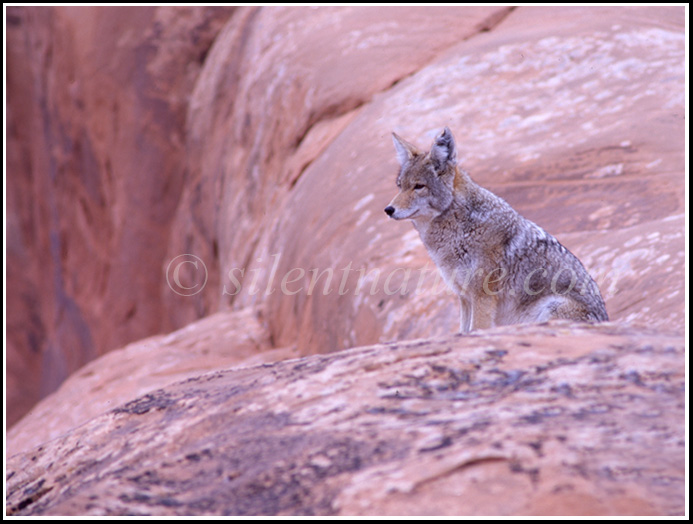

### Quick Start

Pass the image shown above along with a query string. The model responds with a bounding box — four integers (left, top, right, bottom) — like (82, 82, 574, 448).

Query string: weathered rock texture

(7, 309, 298, 456)
(6, 5, 237, 424)
(6, 5, 686, 515)
(6, 323, 685, 516)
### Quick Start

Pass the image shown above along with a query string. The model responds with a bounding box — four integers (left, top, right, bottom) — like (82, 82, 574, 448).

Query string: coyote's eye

(414, 184, 426, 190)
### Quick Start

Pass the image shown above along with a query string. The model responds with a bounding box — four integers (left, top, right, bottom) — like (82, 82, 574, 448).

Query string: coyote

(384, 127, 608, 332)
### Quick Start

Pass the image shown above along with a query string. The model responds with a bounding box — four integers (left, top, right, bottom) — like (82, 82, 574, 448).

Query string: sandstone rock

(6, 8, 686, 505)
(6, 323, 685, 516)
(6, 6, 236, 425)
(6, 309, 298, 457)
(246, 5, 685, 355)
(6, 5, 514, 425)
(164, 5, 516, 327)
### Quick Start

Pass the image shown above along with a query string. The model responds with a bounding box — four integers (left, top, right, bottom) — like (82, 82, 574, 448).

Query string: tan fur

(385, 127, 608, 333)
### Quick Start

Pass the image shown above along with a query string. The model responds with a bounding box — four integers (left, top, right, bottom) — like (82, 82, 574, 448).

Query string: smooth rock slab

(6, 322, 685, 516)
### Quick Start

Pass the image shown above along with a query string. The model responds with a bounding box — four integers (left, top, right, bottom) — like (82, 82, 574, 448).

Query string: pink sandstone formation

(6, 323, 686, 515)
(6, 6, 685, 516)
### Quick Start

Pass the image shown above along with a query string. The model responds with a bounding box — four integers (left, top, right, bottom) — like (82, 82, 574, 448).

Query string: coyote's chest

(418, 222, 483, 295)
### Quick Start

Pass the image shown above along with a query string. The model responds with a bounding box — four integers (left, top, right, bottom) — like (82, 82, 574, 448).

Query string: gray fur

(386, 128, 608, 332)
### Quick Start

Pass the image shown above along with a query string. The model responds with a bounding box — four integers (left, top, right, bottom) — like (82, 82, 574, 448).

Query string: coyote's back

(384, 127, 608, 332)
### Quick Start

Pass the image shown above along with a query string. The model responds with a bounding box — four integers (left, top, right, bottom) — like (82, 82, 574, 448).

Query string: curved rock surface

(6, 5, 237, 424)
(6, 323, 685, 516)
(6, 6, 686, 516)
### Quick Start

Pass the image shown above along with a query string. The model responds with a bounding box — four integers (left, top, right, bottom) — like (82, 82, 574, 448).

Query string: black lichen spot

(419, 435, 453, 453)
(526, 440, 544, 457)
(7, 479, 53, 515)
(485, 349, 508, 361)
(185, 449, 213, 462)
(520, 412, 544, 425)
(551, 382, 574, 397)
(160, 497, 183, 508)
(509, 461, 540, 484)
(621, 370, 646, 387)
(112, 392, 177, 415)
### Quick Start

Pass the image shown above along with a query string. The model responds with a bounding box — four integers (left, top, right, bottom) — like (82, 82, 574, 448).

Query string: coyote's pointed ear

(392, 132, 419, 166)
(430, 127, 457, 170)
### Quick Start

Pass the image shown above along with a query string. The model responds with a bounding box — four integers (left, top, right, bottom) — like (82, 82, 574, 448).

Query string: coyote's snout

(385, 127, 608, 332)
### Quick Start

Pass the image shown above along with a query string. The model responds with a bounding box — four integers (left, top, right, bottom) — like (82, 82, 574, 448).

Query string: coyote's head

(384, 127, 458, 221)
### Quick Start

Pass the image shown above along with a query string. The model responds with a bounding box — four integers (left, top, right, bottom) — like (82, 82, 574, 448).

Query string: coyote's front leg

(458, 295, 472, 333)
